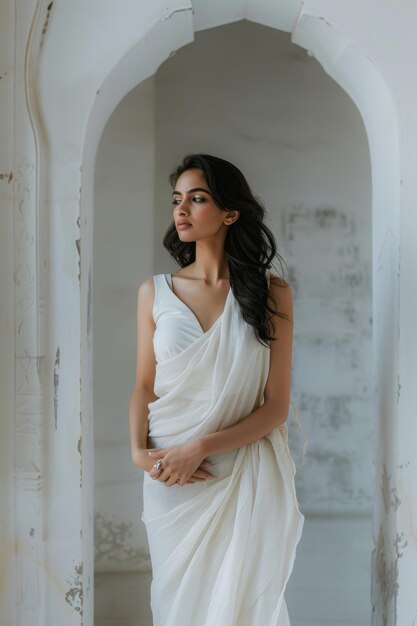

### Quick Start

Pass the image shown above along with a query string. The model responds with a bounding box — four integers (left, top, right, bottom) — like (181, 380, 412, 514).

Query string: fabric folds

(141, 272, 304, 625)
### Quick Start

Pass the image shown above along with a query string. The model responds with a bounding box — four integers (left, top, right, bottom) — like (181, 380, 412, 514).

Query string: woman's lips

(177, 223, 192, 230)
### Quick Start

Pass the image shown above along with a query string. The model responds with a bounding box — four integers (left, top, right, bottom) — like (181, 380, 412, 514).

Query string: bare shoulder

(137, 276, 156, 322)
(269, 272, 290, 289)
(268, 272, 293, 324)
(269, 274, 292, 297)
(138, 275, 155, 294)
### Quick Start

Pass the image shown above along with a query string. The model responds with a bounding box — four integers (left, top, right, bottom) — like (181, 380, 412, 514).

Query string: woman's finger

(193, 468, 215, 479)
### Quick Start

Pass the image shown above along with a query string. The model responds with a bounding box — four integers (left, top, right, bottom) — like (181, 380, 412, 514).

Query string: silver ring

(153, 459, 163, 471)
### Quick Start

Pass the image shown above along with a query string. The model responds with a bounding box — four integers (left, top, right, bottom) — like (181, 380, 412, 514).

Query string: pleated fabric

(141, 271, 304, 626)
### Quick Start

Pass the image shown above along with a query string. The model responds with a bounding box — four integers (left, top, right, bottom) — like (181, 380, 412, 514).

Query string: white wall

(4, 0, 415, 623)
(93, 19, 372, 577)
(154, 20, 373, 514)
(0, 0, 15, 616)
(93, 76, 155, 572)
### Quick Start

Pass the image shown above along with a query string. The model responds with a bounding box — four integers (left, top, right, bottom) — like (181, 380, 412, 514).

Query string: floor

(95, 516, 373, 626)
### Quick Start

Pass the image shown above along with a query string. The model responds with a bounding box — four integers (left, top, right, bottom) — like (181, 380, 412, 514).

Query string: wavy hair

(162, 153, 290, 347)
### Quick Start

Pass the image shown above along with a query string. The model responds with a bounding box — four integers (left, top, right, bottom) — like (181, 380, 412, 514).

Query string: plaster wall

(153, 21, 373, 514)
(93, 76, 155, 573)
(92, 19, 373, 578)
(1, 1, 415, 624)
(0, 0, 16, 618)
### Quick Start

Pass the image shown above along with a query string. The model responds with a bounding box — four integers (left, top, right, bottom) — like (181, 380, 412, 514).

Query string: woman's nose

(176, 200, 190, 213)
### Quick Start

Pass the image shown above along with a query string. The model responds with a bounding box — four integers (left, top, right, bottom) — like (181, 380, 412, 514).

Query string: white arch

(80, 6, 400, 623)
(12, 1, 400, 623)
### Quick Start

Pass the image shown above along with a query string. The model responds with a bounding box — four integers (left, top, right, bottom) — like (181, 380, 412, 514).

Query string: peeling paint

(53, 347, 60, 430)
(381, 464, 401, 514)
(65, 560, 83, 617)
(94, 511, 150, 569)
(87, 267, 92, 336)
(76, 237, 81, 283)
(40, 2, 54, 49)
(395, 532, 407, 558)
(160, 5, 193, 22)
(78, 417, 82, 488)
(318, 15, 331, 25)
(374, 526, 399, 625)
(0, 171, 13, 182)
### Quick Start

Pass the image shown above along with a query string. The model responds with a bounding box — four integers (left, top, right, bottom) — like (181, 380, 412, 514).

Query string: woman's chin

(178, 232, 196, 240)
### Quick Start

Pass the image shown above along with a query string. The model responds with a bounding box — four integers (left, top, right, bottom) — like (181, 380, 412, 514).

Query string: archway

(8, 2, 399, 624)
(81, 7, 399, 623)
(92, 18, 375, 623)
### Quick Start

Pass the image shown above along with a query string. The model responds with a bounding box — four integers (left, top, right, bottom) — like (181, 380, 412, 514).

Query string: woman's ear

(225, 211, 239, 225)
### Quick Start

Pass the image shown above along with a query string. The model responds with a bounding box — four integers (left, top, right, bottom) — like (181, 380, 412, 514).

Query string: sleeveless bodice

(143, 269, 305, 626)
(152, 273, 231, 363)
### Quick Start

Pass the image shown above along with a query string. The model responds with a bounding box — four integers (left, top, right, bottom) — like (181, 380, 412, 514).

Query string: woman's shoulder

(137, 275, 163, 302)
(138, 275, 155, 291)
(138, 273, 167, 288)
(268, 271, 290, 289)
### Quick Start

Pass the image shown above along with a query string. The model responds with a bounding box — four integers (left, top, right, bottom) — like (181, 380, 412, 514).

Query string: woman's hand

(147, 440, 215, 487)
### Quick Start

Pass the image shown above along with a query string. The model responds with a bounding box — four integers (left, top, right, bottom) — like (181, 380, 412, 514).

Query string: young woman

(128, 153, 304, 626)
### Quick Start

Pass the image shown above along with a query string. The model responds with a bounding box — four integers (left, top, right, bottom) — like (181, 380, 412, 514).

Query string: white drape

(141, 276, 304, 625)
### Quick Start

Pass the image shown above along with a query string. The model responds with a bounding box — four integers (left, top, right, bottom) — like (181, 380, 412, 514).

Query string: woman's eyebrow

(172, 187, 212, 196)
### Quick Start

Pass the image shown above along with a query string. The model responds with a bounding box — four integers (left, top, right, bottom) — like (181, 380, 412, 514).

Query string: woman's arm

(198, 276, 294, 457)
(129, 278, 214, 482)
(128, 277, 159, 471)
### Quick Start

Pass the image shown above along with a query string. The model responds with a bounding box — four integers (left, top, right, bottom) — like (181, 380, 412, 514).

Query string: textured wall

(3, 0, 415, 622)
(94, 76, 155, 573)
(153, 20, 373, 515)
(93, 17, 373, 576)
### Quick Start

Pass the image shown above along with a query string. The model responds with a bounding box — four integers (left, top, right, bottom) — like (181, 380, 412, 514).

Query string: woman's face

(172, 168, 234, 241)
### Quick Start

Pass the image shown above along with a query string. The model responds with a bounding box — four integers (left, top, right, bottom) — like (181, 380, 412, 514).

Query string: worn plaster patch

(395, 532, 407, 558)
(374, 526, 398, 626)
(160, 4, 193, 22)
(326, 395, 352, 431)
(78, 412, 82, 488)
(40, 2, 54, 48)
(65, 560, 83, 617)
(0, 171, 13, 182)
(75, 237, 81, 283)
(95, 511, 150, 569)
(87, 267, 92, 336)
(53, 346, 60, 429)
(381, 464, 401, 514)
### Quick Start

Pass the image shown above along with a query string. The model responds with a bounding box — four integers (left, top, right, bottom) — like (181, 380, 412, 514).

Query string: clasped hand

(147, 440, 215, 487)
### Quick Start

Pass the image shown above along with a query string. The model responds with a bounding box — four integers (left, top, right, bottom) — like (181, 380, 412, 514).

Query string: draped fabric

(141, 272, 304, 626)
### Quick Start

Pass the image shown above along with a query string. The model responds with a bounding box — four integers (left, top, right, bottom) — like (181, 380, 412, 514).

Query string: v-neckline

(163, 273, 232, 335)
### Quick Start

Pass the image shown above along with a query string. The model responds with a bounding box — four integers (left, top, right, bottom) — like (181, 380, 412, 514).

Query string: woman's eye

(171, 197, 205, 205)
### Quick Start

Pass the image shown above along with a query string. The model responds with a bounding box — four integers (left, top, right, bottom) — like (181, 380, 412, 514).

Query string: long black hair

(163, 153, 290, 347)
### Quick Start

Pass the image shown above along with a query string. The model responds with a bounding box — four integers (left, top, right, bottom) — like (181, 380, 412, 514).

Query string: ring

(154, 459, 163, 471)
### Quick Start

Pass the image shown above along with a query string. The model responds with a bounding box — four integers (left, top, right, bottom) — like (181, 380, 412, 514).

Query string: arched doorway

(9, 3, 400, 624)
(82, 10, 399, 624)
(92, 18, 375, 623)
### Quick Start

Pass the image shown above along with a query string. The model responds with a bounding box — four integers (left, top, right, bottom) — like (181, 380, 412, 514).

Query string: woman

(128, 153, 304, 626)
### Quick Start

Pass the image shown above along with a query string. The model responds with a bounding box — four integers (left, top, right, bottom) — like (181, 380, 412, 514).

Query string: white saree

(141, 272, 304, 626)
